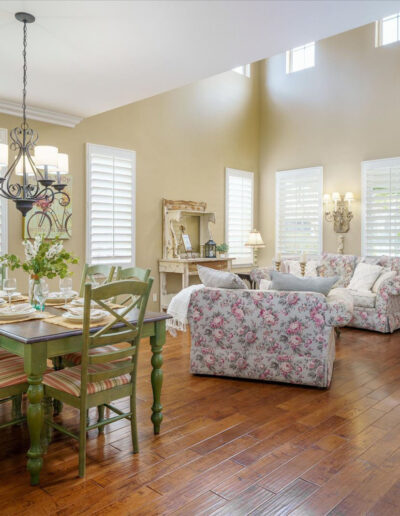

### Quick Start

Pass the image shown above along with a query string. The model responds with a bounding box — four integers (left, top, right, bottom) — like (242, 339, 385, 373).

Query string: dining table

(0, 305, 170, 485)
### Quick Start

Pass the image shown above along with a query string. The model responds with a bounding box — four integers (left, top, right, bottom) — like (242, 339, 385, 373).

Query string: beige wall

(258, 23, 400, 265)
(0, 66, 260, 309)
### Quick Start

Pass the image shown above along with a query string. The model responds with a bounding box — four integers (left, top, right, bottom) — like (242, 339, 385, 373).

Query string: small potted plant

(216, 243, 229, 258)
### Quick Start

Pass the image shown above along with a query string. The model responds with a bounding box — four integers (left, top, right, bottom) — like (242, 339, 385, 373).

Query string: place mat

(44, 314, 115, 330)
(0, 311, 56, 325)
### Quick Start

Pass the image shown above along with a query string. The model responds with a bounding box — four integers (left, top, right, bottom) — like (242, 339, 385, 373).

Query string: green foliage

(216, 243, 229, 253)
(0, 235, 78, 279)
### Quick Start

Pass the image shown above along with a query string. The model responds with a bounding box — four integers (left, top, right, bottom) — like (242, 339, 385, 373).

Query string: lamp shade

(344, 192, 354, 202)
(323, 193, 331, 204)
(245, 229, 265, 248)
(331, 192, 341, 202)
(57, 153, 69, 175)
(0, 144, 8, 167)
(34, 145, 58, 169)
(15, 155, 36, 176)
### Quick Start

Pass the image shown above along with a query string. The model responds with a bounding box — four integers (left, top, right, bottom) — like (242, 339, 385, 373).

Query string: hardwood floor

(2, 328, 400, 515)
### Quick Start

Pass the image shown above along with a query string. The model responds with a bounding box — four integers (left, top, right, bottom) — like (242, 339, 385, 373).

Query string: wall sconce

(323, 192, 354, 254)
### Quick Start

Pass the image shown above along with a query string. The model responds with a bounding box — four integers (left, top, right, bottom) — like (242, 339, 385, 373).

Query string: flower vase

(29, 275, 41, 309)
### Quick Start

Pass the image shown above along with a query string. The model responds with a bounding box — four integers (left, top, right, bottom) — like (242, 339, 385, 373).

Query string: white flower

(22, 239, 36, 260)
(45, 242, 63, 260)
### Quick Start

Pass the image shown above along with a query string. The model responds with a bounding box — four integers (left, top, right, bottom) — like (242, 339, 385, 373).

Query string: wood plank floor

(2, 328, 400, 515)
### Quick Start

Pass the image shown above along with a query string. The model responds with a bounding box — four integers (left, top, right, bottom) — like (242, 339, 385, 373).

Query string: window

(232, 64, 251, 78)
(276, 167, 323, 256)
(286, 42, 315, 73)
(0, 129, 7, 254)
(362, 157, 400, 256)
(376, 13, 400, 47)
(86, 143, 135, 266)
(225, 168, 254, 266)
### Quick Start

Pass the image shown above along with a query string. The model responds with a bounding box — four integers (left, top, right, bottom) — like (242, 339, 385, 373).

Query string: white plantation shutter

(225, 168, 254, 266)
(276, 167, 323, 255)
(0, 129, 8, 254)
(86, 143, 135, 266)
(362, 157, 400, 256)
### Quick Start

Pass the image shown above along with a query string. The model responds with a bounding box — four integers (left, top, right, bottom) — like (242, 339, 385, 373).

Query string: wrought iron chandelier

(0, 12, 69, 216)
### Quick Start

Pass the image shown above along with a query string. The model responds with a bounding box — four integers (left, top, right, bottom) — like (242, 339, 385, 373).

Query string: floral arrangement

(0, 234, 78, 279)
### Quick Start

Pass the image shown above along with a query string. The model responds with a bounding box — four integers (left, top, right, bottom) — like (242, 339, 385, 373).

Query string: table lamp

(245, 229, 265, 266)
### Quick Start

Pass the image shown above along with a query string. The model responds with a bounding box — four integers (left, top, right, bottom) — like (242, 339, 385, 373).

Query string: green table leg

(150, 320, 165, 435)
(25, 342, 47, 486)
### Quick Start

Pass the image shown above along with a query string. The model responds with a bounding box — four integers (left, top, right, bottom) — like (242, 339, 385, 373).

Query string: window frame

(376, 13, 400, 47)
(86, 142, 136, 267)
(0, 128, 8, 255)
(275, 166, 323, 257)
(225, 167, 254, 267)
(286, 42, 315, 74)
(362, 156, 400, 257)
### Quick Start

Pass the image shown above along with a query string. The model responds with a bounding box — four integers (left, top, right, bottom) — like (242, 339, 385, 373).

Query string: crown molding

(0, 99, 83, 128)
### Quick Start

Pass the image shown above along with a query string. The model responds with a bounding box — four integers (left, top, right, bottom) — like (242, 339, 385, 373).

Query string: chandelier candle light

(0, 13, 69, 216)
(323, 191, 354, 254)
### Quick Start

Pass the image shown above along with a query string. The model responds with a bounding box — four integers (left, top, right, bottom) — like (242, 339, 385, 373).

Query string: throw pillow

(372, 270, 396, 293)
(318, 253, 357, 288)
(259, 279, 272, 290)
(197, 265, 248, 289)
(284, 260, 319, 278)
(269, 270, 338, 296)
(347, 262, 383, 291)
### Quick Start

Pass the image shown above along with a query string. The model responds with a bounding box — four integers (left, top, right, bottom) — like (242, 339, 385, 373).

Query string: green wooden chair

(43, 277, 153, 477)
(79, 264, 116, 297)
(116, 266, 151, 282)
(0, 356, 28, 429)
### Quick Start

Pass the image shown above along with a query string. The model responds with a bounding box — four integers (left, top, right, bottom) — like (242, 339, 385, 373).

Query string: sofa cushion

(270, 270, 338, 295)
(372, 270, 396, 293)
(331, 288, 376, 309)
(197, 265, 248, 289)
(318, 253, 357, 288)
(259, 279, 272, 290)
(347, 263, 383, 291)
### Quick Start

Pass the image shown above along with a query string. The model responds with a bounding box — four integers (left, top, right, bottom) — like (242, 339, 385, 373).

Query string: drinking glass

(34, 280, 49, 312)
(59, 277, 73, 308)
(3, 278, 17, 311)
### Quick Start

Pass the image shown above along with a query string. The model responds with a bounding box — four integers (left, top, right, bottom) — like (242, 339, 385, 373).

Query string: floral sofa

(187, 288, 353, 388)
(250, 253, 400, 334)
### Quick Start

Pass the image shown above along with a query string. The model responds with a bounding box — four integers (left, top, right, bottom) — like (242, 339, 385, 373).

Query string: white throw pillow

(283, 260, 319, 278)
(197, 265, 248, 289)
(347, 263, 383, 291)
(259, 279, 272, 290)
(372, 270, 396, 293)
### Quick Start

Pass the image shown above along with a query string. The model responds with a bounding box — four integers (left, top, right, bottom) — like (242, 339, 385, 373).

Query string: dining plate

(0, 291, 22, 299)
(0, 304, 36, 320)
(62, 308, 108, 323)
(70, 298, 97, 307)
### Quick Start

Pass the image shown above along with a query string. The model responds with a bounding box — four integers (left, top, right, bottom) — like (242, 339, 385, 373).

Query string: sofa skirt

(190, 328, 336, 389)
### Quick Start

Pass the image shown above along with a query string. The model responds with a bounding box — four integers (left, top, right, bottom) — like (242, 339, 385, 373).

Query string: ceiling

(0, 0, 399, 119)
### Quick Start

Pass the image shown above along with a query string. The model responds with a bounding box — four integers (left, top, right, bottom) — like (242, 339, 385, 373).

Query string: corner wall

(258, 23, 400, 264)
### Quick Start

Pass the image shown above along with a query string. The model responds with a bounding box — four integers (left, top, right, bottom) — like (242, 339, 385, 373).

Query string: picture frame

(182, 233, 192, 253)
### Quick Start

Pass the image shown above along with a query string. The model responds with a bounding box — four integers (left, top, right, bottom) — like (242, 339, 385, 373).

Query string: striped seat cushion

(0, 348, 18, 361)
(0, 356, 28, 389)
(43, 362, 131, 397)
(63, 345, 122, 366)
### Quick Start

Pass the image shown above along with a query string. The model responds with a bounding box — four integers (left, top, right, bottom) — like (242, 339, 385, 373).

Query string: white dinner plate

(0, 304, 36, 320)
(62, 308, 107, 323)
(70, 298, 97, 307)
(0, 291, 22, 299)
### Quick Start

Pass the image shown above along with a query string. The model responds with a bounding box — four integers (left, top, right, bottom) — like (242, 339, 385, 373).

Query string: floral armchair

(188, 288, 353, 388)
(251, 253, 400, 334)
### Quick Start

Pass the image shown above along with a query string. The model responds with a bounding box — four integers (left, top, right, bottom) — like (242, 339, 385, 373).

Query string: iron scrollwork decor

(0, 13, 69, 217)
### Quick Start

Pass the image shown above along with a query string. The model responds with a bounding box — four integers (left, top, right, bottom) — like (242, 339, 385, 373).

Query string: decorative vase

(28, 274, 41, 309)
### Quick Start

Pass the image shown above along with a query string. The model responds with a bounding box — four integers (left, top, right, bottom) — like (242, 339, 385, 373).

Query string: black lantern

(204, 238, 217, 258)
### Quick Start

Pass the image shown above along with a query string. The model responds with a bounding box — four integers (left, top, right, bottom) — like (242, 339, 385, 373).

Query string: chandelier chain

(22, 20, 27, 128)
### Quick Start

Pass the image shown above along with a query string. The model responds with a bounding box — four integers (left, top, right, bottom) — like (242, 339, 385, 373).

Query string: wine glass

(3, 278, 17, 311)
(59, 277, 73, 308)
(34, 280, 49, 312)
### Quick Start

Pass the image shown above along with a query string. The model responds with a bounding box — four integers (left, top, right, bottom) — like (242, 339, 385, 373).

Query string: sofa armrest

(376, 276, 400, 312)
(325, 289, 354, 327)
(250, 267, 274, 287)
